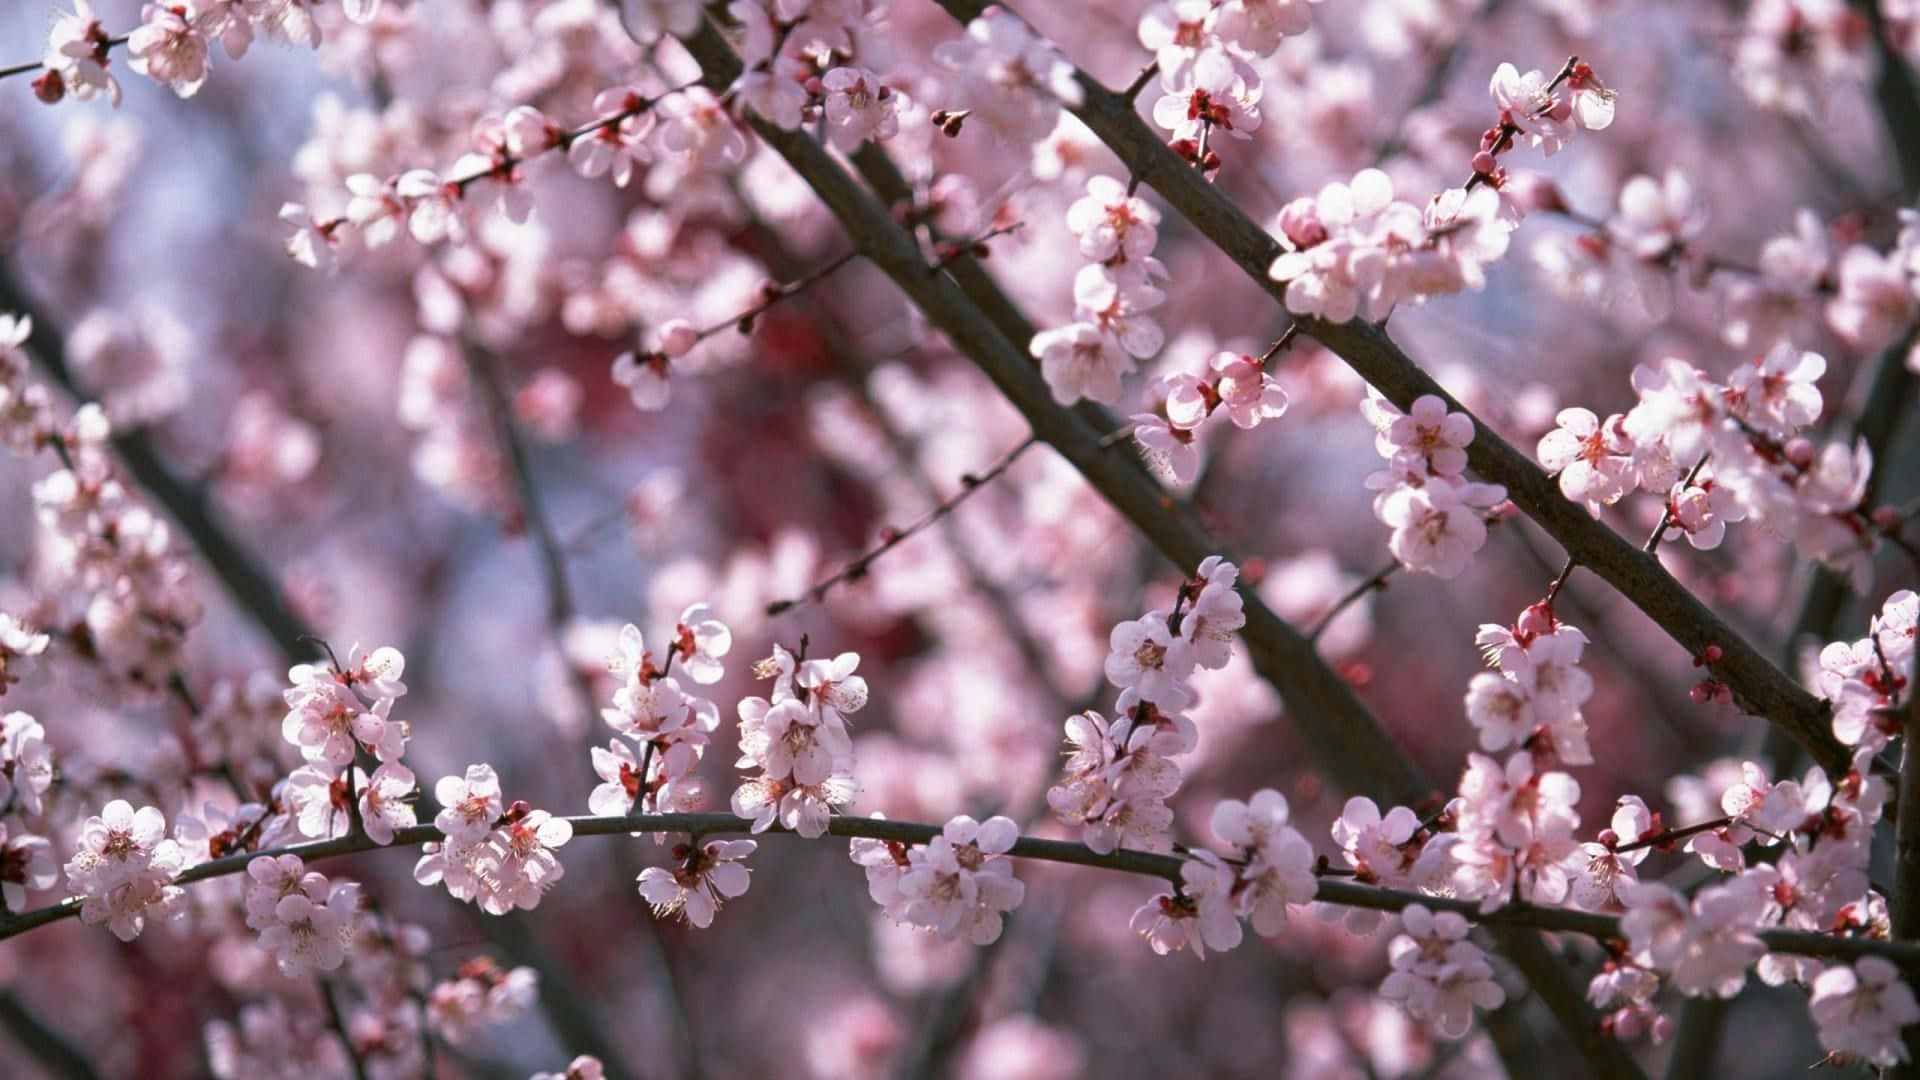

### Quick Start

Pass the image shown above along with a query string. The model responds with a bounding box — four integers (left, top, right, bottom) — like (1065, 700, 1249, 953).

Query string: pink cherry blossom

(638, 838, 757, 928)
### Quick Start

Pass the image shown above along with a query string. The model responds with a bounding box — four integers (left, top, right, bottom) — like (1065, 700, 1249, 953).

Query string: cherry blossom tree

(0, 0, 1917, 1076)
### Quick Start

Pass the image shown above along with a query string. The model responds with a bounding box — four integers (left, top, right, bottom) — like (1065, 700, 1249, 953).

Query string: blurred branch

(0, 264, 316, 661)
(1850, 0, 1920, 200)
(0, 990, 101, 1080)
(1658, 997, 1726, 1080)
(466, 341, 688, 1080)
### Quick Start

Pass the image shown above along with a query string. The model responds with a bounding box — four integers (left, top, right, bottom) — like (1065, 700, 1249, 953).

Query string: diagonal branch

(682, 16, 1430, 806)
(683, 19, 1638, 1072)
(922, 0, 1847, 776)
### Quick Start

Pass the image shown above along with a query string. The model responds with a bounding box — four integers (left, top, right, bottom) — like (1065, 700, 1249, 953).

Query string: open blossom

(358, 763, 417, 845)
(246, 856, 359, 977)
(1104, 612, 1196, 707)
(1809, 956, 1920, 1067)
(0, 614, 50, 695)
(820, 67, 901, 150)
(612, 351, 672, 411)
(1376, 477, 1504, 579)
(1210, 790, 1316, 935)
(1381, 395, 1473, 477)
(1568, 796, 1654, 911)
(0, 712, 55, 816)
(1537, 407, 1635, 514)
(1048, 708, 1181, 854)
(730, 772, 855, 838)
(1067, 175, 1161, 264)
(1379, 905, 1505, 1037)
(747, 698, 852, 786)
(1610, 169, 1707, 261)
(638, 838, 756, 928)
(1825, 245, 1918, 354)
(1153, 48, 1264, 143)
(1030, 322, 1134, 406)
(426, 958, 540, 1045)
(1132, 413, 1201, 485)
(1180, 572, 1245, 670)
(127, 3, 211, 99)
(673, 604, 732, 685)
(1620, 877, 1769, 998)
(45, 0, 122, 106)
(0, 822, 56, 911)
(798, 651, 869, 722)
(1131, 852, 1242, 958)
(434, 764, 504, 844)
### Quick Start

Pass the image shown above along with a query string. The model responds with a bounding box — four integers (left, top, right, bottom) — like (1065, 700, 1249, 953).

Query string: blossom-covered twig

(9, 809, 1919, 972)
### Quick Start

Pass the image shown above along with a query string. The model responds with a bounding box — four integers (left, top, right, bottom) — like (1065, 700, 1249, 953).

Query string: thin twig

(765, 434, 1040, 615)
(1307, 559, 1399, 645)
(319, 976, 372, 1080)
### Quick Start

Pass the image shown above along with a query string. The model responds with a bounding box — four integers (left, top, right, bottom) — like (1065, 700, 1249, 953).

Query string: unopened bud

(31, 69, 64, 105)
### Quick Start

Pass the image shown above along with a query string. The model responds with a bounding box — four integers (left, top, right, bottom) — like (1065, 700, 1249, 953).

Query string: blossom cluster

(0, 710, 60, 913)
(424, 955, 540, 1045)
(733, 641, 862, 838)
(933, 6, 1083, 146)
(1137, 0, 1321, 170)
(1379, 905, 1506, 1038)
(1818, 589, 1916, 752)
(415, 763, 574, 916)
(1541, 344, 1883, 585)
(854, 814, 1026, 945)
(1048, 556, 1243, 854)
(1133, 345, 1292, 485)
(1362, 392, 1507, 578)
(1029, 175, 1167, 408)
(1268, 61, 1611, 322)
(39, 0, 383, 106)
(1465, 601, 1598, 764)
(1131, 789, 1316, 958)
(592, 608, 732, 822)
(2, 316, 201, 688)
(242, 853, 360, 977)
(62, 798, 187, 941)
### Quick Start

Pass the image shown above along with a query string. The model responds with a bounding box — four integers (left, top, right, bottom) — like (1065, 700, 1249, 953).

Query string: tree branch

(682, 16, 1433, 806)
(921, 0, 1848, 776)
(4, 810, 1914, 975)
